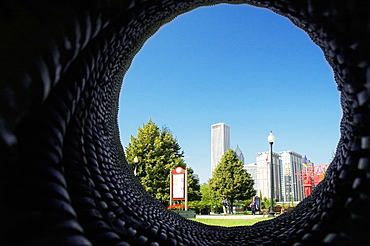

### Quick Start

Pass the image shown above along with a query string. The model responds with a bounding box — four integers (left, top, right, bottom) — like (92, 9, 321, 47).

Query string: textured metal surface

(1, 0, 369, 245)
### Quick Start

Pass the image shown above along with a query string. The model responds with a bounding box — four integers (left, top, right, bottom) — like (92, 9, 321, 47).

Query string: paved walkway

(196, 214, 266, 219)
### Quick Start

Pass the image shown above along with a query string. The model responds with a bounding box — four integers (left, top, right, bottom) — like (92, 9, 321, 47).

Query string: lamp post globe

(267, 131, 275, 218)
(268, 131, 275, 144)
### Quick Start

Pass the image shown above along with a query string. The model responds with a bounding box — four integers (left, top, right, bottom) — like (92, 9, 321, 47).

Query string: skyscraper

(211, 123, 230, 177)
(235, 145, 245, 165)
(251, 150, 310, 203)
(243, 163, 258, 190)
(256, 151, 281, 201)
(279, 151, 309, 202)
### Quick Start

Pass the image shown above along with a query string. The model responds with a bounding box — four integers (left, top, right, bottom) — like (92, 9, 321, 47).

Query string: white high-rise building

(244, 150, 312, 203)
(256, 151, 281, 201)
(211, 123, 230, 177)
(279, 151, 312, 202)
(243, 163, 258, 190)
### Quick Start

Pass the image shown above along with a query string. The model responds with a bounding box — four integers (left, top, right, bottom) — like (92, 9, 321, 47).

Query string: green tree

(187, 167, 201, 201)
(125, 120, 200, 202)
(209, 149, 255, 213)
(260, 197, 277, 209)
(200, 183, 212, 205)
(198, 183, 220, 213)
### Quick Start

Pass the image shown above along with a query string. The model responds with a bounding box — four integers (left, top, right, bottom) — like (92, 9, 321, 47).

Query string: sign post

(170, 167, 188, 211)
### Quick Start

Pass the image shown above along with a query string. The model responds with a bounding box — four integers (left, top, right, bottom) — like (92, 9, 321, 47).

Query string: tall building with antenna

(211, 123, 230, 177)
(235, 145, 245, 164)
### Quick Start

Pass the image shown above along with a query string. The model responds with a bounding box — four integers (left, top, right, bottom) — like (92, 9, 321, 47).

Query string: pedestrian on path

(250, 197, 258, 215)
(221, 197, 228, 216)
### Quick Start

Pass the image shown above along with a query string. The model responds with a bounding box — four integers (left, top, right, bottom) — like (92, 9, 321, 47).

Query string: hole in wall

(118, 4, 341, 184)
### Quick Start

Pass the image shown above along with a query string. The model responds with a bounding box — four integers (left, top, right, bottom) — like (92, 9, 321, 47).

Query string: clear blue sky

(118, 4, 342, 184)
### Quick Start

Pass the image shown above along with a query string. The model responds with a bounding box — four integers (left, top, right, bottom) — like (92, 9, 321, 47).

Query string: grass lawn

(190, 218, 273, 227)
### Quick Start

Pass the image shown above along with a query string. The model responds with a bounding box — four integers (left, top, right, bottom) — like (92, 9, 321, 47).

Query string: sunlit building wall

(256, 151, 281, 201)
(210, 123, 230, 177)
(279, 151, 312, 202)
(235, 145, 245, 164)
(243, 163, 258, 190)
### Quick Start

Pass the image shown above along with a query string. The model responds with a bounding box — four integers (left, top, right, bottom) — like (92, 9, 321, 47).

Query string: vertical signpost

(170, 167, 188, 211)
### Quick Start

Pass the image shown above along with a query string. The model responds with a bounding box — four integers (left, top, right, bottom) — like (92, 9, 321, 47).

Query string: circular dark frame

(1, 0, 370, 245)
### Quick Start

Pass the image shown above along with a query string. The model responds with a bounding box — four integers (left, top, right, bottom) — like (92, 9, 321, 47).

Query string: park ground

(192, 214, 273, 227)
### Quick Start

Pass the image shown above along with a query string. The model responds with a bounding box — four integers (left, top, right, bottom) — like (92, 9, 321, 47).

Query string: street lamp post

(267, 131, 275, 218)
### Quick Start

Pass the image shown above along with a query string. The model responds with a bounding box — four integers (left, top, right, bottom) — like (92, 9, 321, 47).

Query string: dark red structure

(296, 164, 329, 197)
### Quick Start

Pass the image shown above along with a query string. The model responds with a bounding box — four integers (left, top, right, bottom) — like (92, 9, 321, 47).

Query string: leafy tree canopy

(209, 149, 255, 212)
(125, 120, 200, 202)
(187, 167, 201, 201)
